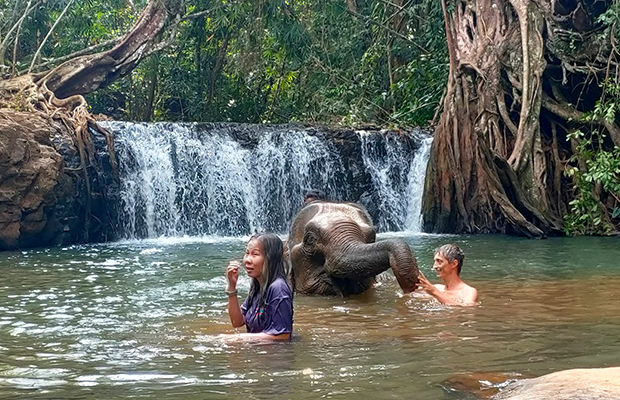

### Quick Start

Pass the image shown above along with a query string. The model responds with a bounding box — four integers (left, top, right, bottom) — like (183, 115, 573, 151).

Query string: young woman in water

(225, 233, 293, 340)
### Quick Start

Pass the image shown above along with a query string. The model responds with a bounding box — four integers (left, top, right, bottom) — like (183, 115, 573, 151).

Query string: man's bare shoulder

(445, 282, 478, 305)
(460, 283, 478, 303)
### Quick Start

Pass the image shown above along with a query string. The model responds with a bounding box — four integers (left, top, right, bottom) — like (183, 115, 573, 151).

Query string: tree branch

(181, 2, 232, 22)
(11, 0, 31, 75)
(0, 0, 39, 65)
(542, 91, 620, 147)
(342, 5, 430, 53)
(378, 0, 415, 26)
(18, 37, 122, 75)
(35, 0, 184, 99)
(28, 0, 75, 73)
(146, 12, 181, 55)
(496, 92, 518, 136)
(126, 0, 137, 14)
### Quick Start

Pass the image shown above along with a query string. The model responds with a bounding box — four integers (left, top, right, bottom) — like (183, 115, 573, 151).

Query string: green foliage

(0, 0, 137, 73)
(564, 79, 620, 235)
(562, 0, 620, 235)
(596, 0, 620, 41)
(2, 0, 447, 127)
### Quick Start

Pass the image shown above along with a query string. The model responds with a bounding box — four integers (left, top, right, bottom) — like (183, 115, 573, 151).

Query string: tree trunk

(346, 0, 357, 13)
(194, 16, 205, 114)
(423, 0, 618, 237)
(207, 31, 230, 105)
(144, 56, 159, 122)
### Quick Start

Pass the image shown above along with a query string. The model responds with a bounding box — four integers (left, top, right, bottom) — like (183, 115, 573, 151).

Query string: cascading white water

(103, 122, 432, 238)
(359, 132, 433, 233)
(404, 136, 433, 232)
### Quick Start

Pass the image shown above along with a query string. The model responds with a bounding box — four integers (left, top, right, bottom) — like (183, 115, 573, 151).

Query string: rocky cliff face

(0, 110, 116, 250)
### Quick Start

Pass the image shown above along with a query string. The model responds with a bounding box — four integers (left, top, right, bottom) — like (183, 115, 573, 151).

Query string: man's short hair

(435, 244, 465, 275)
(303, 189, 325, 202)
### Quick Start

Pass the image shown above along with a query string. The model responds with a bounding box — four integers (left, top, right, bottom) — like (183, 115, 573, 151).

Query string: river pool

(0, 234, 619, 399)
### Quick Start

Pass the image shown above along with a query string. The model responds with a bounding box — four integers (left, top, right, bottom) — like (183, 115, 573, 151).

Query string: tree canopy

(0, 0, 448, 126)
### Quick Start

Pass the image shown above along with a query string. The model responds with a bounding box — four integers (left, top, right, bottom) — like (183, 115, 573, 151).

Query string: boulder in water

(494, 367, 620, 400)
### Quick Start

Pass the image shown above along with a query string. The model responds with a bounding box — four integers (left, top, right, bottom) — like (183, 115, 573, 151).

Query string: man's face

(432, 253, 457, 279)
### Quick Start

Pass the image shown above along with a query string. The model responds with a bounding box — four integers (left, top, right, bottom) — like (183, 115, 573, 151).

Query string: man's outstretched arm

(417, 273, 477, 306)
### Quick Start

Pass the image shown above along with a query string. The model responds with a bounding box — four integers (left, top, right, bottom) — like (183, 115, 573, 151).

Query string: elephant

(287, 200, 420, 296)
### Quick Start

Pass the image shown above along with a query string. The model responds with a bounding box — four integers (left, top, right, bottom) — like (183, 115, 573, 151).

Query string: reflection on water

(0, 235, 619, 399)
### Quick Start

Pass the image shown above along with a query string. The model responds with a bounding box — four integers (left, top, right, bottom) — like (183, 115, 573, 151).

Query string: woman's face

(243, 238, 265, 282)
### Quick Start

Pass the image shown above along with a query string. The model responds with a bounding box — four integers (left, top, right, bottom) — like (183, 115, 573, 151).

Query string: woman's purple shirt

(241, 277, 293, 335)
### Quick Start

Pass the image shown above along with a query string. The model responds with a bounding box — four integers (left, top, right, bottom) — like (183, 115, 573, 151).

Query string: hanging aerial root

(542, 89, 620, 147)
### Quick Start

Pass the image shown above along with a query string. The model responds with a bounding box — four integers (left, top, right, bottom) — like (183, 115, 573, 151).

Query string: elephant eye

(303, 230, 318, 247)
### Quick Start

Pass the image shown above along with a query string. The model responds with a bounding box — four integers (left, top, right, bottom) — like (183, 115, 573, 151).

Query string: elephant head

(287, 201, 419, 296)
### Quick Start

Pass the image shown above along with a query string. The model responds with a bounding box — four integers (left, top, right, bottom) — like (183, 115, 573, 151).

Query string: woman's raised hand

(226, 260, 240, 290)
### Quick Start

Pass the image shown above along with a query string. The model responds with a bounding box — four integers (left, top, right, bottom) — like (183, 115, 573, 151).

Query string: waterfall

(102, 122, 432, 238)
(405, 137, 433, 232)
(359, 133, 433, 233)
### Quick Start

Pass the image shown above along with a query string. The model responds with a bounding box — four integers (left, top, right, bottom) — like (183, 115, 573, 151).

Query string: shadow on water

(0, 234, 619, 398)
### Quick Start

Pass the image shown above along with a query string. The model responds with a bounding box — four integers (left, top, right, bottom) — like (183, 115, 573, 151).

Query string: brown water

(0, 234, 619, 399)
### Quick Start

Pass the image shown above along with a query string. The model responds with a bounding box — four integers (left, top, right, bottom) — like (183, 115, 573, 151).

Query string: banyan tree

(423, 0, 620, 237)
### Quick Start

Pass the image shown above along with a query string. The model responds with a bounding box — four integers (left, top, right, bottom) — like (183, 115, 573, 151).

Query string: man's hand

(416, 271, 437, 295)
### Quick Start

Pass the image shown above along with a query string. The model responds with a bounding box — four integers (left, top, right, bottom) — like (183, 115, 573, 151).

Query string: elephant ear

(303, 228, 318, 247)
(289, 202, 321, 244)
(284, 256, 296, 294)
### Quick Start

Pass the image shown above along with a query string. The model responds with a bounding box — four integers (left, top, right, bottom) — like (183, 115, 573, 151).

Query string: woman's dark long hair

(246, 233, 292, 311)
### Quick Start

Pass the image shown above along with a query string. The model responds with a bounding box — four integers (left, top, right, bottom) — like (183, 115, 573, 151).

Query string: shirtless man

(417, 244, 478, 306)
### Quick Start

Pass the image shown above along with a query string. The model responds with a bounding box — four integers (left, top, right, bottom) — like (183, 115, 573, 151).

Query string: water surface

(0, 234, 619, 399)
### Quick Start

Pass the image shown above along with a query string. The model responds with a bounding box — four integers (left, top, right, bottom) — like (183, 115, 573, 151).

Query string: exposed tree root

(0, 79, 113, 242)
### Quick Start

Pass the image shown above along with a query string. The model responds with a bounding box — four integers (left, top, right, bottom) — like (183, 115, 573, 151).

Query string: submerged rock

(443, 371, 524, 399)
(494, 367, 620, 400)
(445, 368, 620, 400)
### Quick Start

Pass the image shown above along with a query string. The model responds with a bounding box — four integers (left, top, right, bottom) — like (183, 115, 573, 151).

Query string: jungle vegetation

(0, 0, 618, 236)
(0, 0, 448, 125)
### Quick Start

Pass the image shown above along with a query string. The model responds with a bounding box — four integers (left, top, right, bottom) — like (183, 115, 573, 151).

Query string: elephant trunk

(329, 238, 420, 293)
